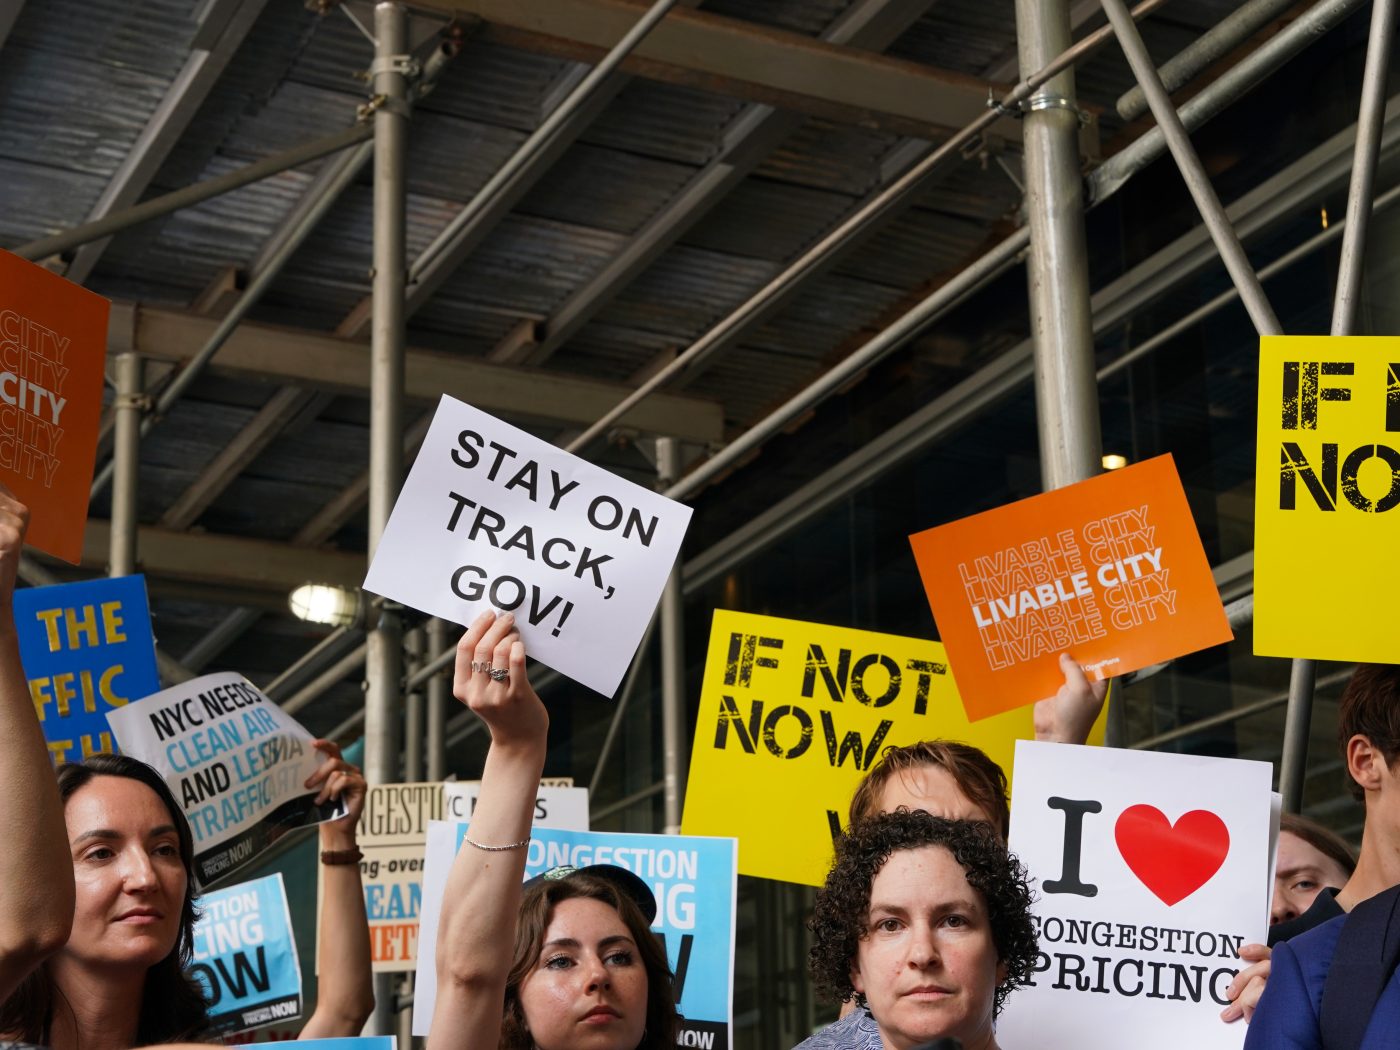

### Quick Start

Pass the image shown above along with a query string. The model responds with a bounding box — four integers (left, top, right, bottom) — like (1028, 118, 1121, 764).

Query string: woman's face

(1271, 830, 1351, 925)
(851, 845, 1004, 1050)
(62, 776, 187, 971)
(518, 896, 649, 1050)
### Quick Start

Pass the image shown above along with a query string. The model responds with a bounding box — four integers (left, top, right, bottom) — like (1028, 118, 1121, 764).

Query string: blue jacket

(1244, 912, 1400, 1049)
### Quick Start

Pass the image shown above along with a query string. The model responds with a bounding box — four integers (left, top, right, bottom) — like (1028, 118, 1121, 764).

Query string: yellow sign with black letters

(681, 609, 1038, 886)
(1255, 336, 1400, 660)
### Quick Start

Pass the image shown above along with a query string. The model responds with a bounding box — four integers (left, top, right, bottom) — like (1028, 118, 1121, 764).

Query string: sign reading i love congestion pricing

(998, 741, 1275, 1050)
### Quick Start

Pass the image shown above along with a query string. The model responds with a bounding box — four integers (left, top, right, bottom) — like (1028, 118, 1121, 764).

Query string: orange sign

(0, 250, 109, 563)
(908, 455, 1231, 721)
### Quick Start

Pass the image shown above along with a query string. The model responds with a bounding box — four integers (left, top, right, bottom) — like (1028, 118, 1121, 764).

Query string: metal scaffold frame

(7, 0, 1386, 846)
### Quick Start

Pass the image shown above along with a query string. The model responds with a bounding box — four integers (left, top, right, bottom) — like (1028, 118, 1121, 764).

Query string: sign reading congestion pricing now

(1255, 336, 1400, 661)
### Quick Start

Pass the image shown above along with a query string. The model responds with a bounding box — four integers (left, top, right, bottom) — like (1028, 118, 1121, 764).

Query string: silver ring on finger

(472, 660, 492, 674)
(489, 668, 509, 682)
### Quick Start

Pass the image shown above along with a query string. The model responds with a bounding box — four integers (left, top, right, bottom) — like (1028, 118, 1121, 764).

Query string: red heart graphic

(1114, 805, 1230, 906)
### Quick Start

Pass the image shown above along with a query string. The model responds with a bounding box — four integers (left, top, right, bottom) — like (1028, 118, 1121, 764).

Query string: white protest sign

(413, 822, 738, 1048)
(364, 396, 692, 696)
(107, 672, 336, 885)
(999, 741, 1273, 1050)
(442, 782, 589, 830)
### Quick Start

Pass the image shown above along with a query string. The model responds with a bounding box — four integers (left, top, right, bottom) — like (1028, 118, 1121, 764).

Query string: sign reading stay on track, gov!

(1255, 336, 1400, 661)
(680, 609, 1038, 886)
(364, 395, 692, 697)
(0, 249, 108, 563)
(908, 454, 1232, 721)
(14, 574, 160, 765)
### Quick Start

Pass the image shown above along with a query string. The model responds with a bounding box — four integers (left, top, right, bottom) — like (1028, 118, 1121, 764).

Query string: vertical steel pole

(1015, 1, 1115, 743)
(366, 3, 409, 1035)
(1279, 0, 1398, 814)
(1015, 0, 1103, 493)
(427, 617, 449, 781)
(403, 627, 424, 782)
(110, 354, 144, 577)
(656, 439, 687, 834)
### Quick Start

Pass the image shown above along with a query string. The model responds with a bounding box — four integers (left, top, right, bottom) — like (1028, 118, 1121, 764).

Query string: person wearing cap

(426, 610, 677, 1050)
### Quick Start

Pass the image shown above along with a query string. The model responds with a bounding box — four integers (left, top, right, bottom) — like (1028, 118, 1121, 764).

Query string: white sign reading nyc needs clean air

(365, 396, 692, 696)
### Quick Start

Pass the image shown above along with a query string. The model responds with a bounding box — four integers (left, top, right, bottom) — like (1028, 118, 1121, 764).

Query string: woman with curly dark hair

(801, 811, 1038, 1050)
(427, 610, 676, 1050)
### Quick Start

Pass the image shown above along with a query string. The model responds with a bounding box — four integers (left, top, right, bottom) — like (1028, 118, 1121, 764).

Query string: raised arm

(0, 490, 74, 1001)
(1033, 652, 1110, 745)
(427, 611, 547, 1050)
(299, 740, 375, 1039)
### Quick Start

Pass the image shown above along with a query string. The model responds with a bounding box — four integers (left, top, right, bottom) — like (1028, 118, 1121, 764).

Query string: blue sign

(297, 1041, 395, 1050)
(14, 574, 160, 765)
(455, 824, 737, 1049)
(190, 873, 303, 1033)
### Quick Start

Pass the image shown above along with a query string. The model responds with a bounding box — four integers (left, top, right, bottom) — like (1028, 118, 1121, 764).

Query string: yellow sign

(681, 609, 1036, 886)
(1255, 337, 1400, 660)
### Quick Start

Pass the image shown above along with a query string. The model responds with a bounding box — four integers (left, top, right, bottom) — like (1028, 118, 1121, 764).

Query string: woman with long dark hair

(427, 610, 677, 1050)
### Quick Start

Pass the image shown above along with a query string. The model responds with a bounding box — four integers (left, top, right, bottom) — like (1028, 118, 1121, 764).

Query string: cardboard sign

(998, 741, 1273, 1050)
(680, 610, 1037, 887)
(414, 823, 737, 1049)
(15, 574, 160, 765)
(107, 672, 338, 884)
(1255, 336, 1400, 660)
(0, 249, 108, 563)
(364, 395, 692, 696)
(909, 454, 1231, 721)
(191, 874, 302, 1033)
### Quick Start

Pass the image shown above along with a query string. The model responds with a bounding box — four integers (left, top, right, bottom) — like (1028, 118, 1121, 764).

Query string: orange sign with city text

(0, 249, 108, 563)
(908, 454, 1231, 721)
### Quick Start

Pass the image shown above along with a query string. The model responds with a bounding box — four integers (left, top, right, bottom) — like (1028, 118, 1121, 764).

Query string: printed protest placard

(192, 873, 302, 1033)
(908, 454, 1232, 721)
(364, 395, 692, 696)
(1255, 336, 1400, 660)
(414, 823, 737, 1049)
(15, 574, 160, 765)
(442, 781, 589, 829)
(680, 610, 1040, 887)
(296, 1040, 395, 1050)
(107, 672, 337, 884)
(999, 741, 1273, 1050)
(0, 249, 108, 562)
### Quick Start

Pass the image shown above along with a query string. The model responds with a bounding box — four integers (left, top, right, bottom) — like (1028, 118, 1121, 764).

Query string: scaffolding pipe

(110, 354, 143, 577)
(1279, 0, 1400, 814)
(656, 438, 687, 834)
(410, 0, 683, 286)
(1116, 0, 1301, 121)
(562, 0, 1170, 455)
(426, 618, 448, 781)
(1090, 0, 1370, 203)
(262, 626, 358, 699)
(1100, 0, 1283, 336)
(12, 124, 372, 263)
(1015, 0, 1102, 493)
(88, 139, 374, 500)
(1100, 182, 1400, 382)
(1332, 0, 1396, 332)
(590, 615, 659, 795)
(281, 643, 368, 716)
(404, 627, 424, 782)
